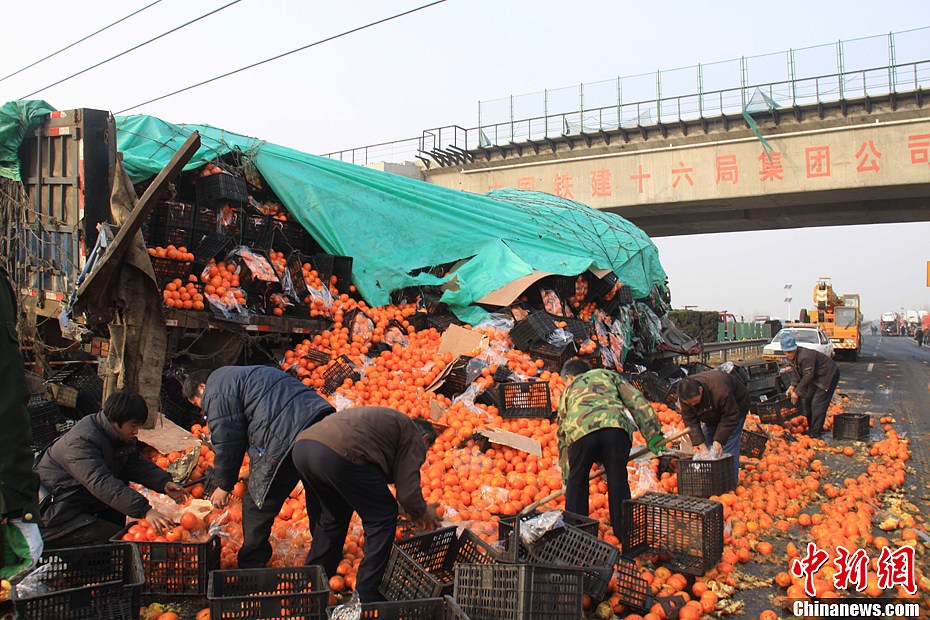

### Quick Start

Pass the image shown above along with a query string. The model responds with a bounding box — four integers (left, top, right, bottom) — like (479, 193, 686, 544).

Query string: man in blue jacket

(183, 366, 335, 568)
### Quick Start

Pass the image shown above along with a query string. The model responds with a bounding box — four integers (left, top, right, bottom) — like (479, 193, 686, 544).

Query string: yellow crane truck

(799, 278, 861, 361)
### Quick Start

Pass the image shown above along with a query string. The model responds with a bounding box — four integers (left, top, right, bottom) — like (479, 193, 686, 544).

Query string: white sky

(2, 0, 929, 321)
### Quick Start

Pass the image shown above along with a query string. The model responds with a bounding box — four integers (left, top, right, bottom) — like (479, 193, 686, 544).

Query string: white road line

(867, 362, 874, 373)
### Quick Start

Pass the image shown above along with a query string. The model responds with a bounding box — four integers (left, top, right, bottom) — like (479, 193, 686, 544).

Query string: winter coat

(202, 365, 335, 508)
(680, 370, 750, 447)
(0, 268, 40, 522)
(35, 411, 172, 541)
(789, 347, 840, 399)
(295, 406, 429, 520)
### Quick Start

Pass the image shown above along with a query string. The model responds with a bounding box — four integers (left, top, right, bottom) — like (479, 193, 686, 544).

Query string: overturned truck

(0, 101, 694, 436)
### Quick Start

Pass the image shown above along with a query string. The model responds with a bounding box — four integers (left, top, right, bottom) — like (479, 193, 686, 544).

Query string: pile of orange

(147, 245, 195, 261)
(199, 260, 247, 309)
(162, 277, 205, 310)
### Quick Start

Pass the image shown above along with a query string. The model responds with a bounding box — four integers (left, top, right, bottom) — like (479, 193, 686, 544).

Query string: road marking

(867, 363, 874, 373)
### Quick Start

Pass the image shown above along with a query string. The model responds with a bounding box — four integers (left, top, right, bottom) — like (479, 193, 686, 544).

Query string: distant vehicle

(905, 310, 920, 336)
(797, 278, 861, 361)
(881, 312, 899, 336)
(762, 326, 835, 362)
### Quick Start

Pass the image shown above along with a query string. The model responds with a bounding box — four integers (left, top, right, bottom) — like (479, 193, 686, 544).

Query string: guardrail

(699, 338, 769, 364)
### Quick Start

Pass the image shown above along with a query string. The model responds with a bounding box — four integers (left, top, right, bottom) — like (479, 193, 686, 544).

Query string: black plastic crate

(149, 256, 192, 286)
(313, 253, 354, 295)
(833, 413, 871, 441)
(303, 348, 332, 368)
(47, 363, 102, 416)
(453, 563, 584, 620)
(589, 271, 619, 299)
(209, 565, 330, 620)
(527, 341, 575, 373)
(676, 456, 737, 497)
(381, 527, 497, 601)
(497, 510, 599, 547)
(746, 374, 785, 398)
(509, 313, 557, 350)
(683, 361, 713, 376)
(544, 313, 590, 345)
(12, 543, 143, 620)
(750, 396, 798, 426)
(27, 397, 72, 450)
(523, 524, 620, 600)
(496, 381, 552, 418)
(744, 361, 780, 380)
(435, 355, 474, 397)
(621, 492, 724, 576)
(626, 371, 674, 405)
(615, 556, 653, 612)
(327, 596, 471, 620)
(193, 233, 234, 262)
(320, 354, 361, 396)
(111, 524, 220, 595)
(193, 204, 221, 232)
(740, 428, 769, 459)
(146, 222, 194, 250)
(241, 211, 270, 245)
(427, 314, 460, 332)
(196, 172, 249, 207)
(408, 311, 430, 332)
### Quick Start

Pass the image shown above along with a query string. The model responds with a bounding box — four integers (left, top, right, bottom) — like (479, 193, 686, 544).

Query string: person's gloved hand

(9, 519, 43, 567)
(647, 434, 666, 454)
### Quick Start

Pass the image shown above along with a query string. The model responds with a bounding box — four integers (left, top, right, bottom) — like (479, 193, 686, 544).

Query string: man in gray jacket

(783, 333, 840, 439)
(183, 365, 334, 568)
(36, 391, 186, 546)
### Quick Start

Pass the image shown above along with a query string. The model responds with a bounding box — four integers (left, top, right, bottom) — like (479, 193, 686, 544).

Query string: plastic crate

(408, 311, 430, 332)
(111, 524, 220, 595)
(750, 397, 798, 426)
(241, 212, 269, 245)
(193, 204, 221, 232)
(327, 596, 471, 620)
(313, 253, 354, 294)
(435, 356, 474, 397)
(744, 361, 780, 380)
(149, 256, 192, 286)
(209, 565, 330, 620)
(614, 556, 653, 612)
(303, 348, 332, 367)
(683, 362, 713, 376)
(676, 456, 737, 497)
(381, 527, 497, 601)
(193, 233, 234, 262)
(497, 510, 599, 547)
(453, 563, 584, 620)
(496, 381, 552, 418)
(11, 543, 143, 620)
(320, 354, 361, 396)
(523, 524, 620, 600)
(833, 413, 871, 441)
(626, 371, 674, 405)
(544, 313, 590, 345)
(27, 397, 73, 450)
(509, 313, 557, 350)
(740, 428, 769, 459)
(427, 314, 460, 332)
(46, 363, 103, 416)
(601, 285, 634, 314)
(746, 375, 785, 398)
(621, 492, 724, 576)
(196, 172, 249, 207)
(527, 341, 575, 373)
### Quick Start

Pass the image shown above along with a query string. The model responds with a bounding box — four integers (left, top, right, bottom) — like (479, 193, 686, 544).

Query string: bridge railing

(323, 60, 930, 166)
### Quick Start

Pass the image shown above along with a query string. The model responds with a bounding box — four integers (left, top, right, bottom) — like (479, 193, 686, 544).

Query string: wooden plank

(75, 131, 201, 303)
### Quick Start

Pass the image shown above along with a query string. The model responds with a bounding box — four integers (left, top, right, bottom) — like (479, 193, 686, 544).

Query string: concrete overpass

(326, 52, 930, 237)
(421, 92, 930, 237)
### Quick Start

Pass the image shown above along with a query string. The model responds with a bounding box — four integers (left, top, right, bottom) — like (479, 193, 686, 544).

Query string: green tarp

(4, 101, 667, 323)
(0, 100, 56, 181)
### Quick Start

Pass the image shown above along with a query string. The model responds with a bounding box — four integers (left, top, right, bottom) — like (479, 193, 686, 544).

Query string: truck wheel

(849, 350, 858, 362)
(799, 309, 809, 323)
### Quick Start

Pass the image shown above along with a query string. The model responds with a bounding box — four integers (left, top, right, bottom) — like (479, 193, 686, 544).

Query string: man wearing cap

(782, 333, 840, 439)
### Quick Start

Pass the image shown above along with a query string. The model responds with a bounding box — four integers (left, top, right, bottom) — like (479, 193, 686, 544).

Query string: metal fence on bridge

(323, 27, 930, 166)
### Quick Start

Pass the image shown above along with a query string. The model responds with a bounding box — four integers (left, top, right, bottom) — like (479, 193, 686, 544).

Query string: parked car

(762, 326, 835, 362)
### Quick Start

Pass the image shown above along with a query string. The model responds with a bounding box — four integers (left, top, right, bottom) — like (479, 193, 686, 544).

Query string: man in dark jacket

(783, 334, 840, 439)
(677, 369, 750, 479)
(36, 391, 185, 546)
(292, 406, 441, 603)
(183, 365, 335, 568)
(0, 267, 43, 574)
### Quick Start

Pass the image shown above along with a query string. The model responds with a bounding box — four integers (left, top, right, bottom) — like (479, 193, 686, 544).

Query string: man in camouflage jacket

(556, 360, 661, 539)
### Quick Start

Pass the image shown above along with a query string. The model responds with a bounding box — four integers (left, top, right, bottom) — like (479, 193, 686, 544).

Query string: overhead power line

(1, 0, 165, 84)
(20, 0, 243, 99)
(116, 0, 449, 114)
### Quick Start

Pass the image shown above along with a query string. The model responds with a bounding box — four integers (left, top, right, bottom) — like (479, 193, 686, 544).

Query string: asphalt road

(839, 333, 930, 520)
